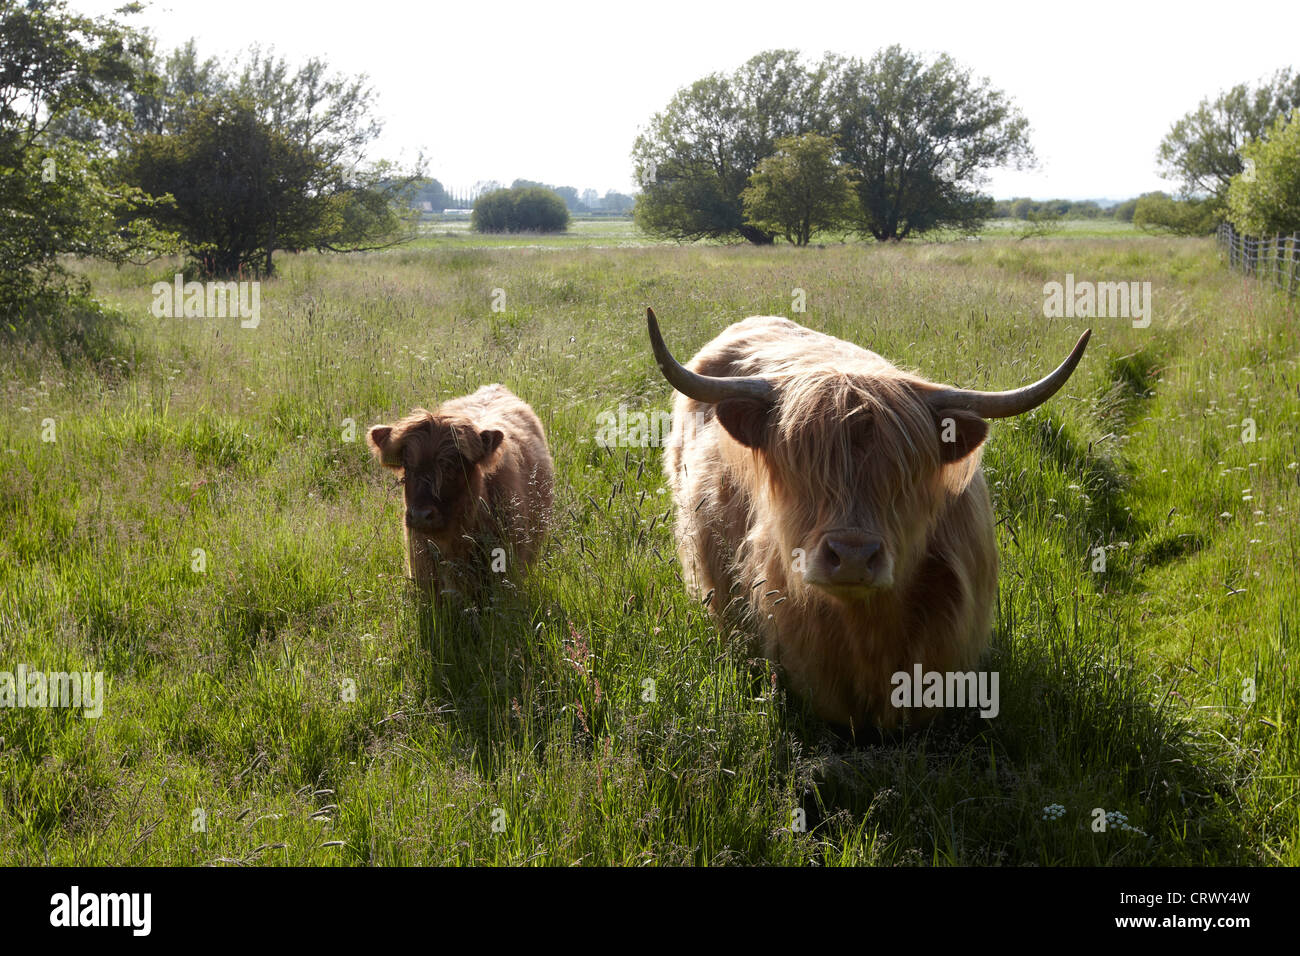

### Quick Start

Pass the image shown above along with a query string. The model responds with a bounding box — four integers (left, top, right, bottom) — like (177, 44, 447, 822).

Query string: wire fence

(1217, 222, 1300, 298)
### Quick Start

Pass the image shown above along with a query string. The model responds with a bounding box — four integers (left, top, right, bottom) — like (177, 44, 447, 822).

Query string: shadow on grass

(789, 588, 1253, 865)
(406, 579, 562, 772)
(2, 290, 136, 375)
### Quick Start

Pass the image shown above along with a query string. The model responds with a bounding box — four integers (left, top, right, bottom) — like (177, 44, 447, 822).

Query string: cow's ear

(367, 425, 398, 466)
(715, 399, 771, 450)
(478, 429, 504, 460)
(933, 408, 988, 462)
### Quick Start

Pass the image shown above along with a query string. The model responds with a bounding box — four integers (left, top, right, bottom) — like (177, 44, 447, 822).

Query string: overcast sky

(75, 0, 1300, 200)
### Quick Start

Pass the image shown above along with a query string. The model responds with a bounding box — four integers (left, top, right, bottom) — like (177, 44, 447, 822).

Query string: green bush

(1112, 198, 1138, 222)
(1228, 109, 1300, 236)
(472, 186, 570, 233)
(1132, 191, 1219, 236)
(741, 133, 858, 246)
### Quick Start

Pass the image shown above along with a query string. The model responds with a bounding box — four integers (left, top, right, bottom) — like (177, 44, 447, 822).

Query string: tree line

(631, 50, 1300, 244)
(410, 179, 636, 216)
(631, 47, 1035, 245)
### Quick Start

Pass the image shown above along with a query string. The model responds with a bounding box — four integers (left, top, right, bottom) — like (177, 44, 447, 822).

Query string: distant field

(973, 218, 1142, 239)
(411, 216, 1143, 248)
(2, 234, 1295, 865)
(412, 216, 648, 248)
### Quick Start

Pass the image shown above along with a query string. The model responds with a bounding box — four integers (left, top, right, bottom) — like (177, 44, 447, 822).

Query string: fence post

(1291, 235, 1298, 297)
(1222, 227, 1300, 297)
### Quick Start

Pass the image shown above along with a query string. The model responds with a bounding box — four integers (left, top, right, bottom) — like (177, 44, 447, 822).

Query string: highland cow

(368, 384, 553, 598)
(648, 309, 1090, 730)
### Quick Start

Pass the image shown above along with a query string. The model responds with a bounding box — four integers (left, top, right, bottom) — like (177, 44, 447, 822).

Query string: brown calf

(368, 384, 553, 597)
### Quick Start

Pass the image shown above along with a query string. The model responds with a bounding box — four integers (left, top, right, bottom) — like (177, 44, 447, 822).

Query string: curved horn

(925, 329, 1092, 419)
(646, 308, 776, 405)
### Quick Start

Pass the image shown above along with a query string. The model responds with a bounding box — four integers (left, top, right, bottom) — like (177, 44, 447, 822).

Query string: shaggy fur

(368, 384, 553, 598)
(663, 317, 999, 731)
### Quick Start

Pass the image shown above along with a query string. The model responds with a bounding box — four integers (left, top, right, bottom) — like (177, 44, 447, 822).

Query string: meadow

(412, 214, 1140, 248)
(1, 227, 1296, 865)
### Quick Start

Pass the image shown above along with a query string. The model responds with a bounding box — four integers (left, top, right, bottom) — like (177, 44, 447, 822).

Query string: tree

(1132, 191, 1218, 236)
(471, 186, 569, 233)
(828, 46, 1033, 240)
(1158, 69, 1300, 200)
(1112, 198, 1139, 222)
(119, 39, 224, 139)
(1228, 109, 1300, 236)
(633, 47, 1030, 244)
(1, 0, 169, 324)
(740, 133, 857, 245)
(632, 49, 832, 244)
(120, 44, 419, 276)
(411, 177, 451, 211)
(1017, 208, 1063, 240)
(600, 191, 635, 215)
(553, 185, 583, 211)
(123, 96, 413, 277)
(1009, 197, 1033, 220)
(124, 98, 318, 275)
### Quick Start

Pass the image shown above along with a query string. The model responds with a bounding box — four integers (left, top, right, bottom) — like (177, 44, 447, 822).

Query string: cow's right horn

(646, 308, 776, 405)
(923, 329, 1091, 419)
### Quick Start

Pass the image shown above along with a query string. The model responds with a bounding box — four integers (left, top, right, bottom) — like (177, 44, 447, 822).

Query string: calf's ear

(367, 425, 399, 466)
(933, 408, 988, 462)
(458, 427, 504, 463)
(715, 399, 771, 449)
(478, 429, 504, 460)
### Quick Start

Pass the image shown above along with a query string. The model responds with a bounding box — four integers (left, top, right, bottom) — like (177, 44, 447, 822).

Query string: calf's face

(367, 410, 503, 558)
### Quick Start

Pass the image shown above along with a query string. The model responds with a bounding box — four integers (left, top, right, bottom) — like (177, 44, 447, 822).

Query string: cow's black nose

(818, 532, 884, 585)
(406, 507, 439, 529)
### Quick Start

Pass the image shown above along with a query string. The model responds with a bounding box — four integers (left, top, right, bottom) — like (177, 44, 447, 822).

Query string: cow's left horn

(924, 329, 1091, 419)
(646, 308, 776, 405)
